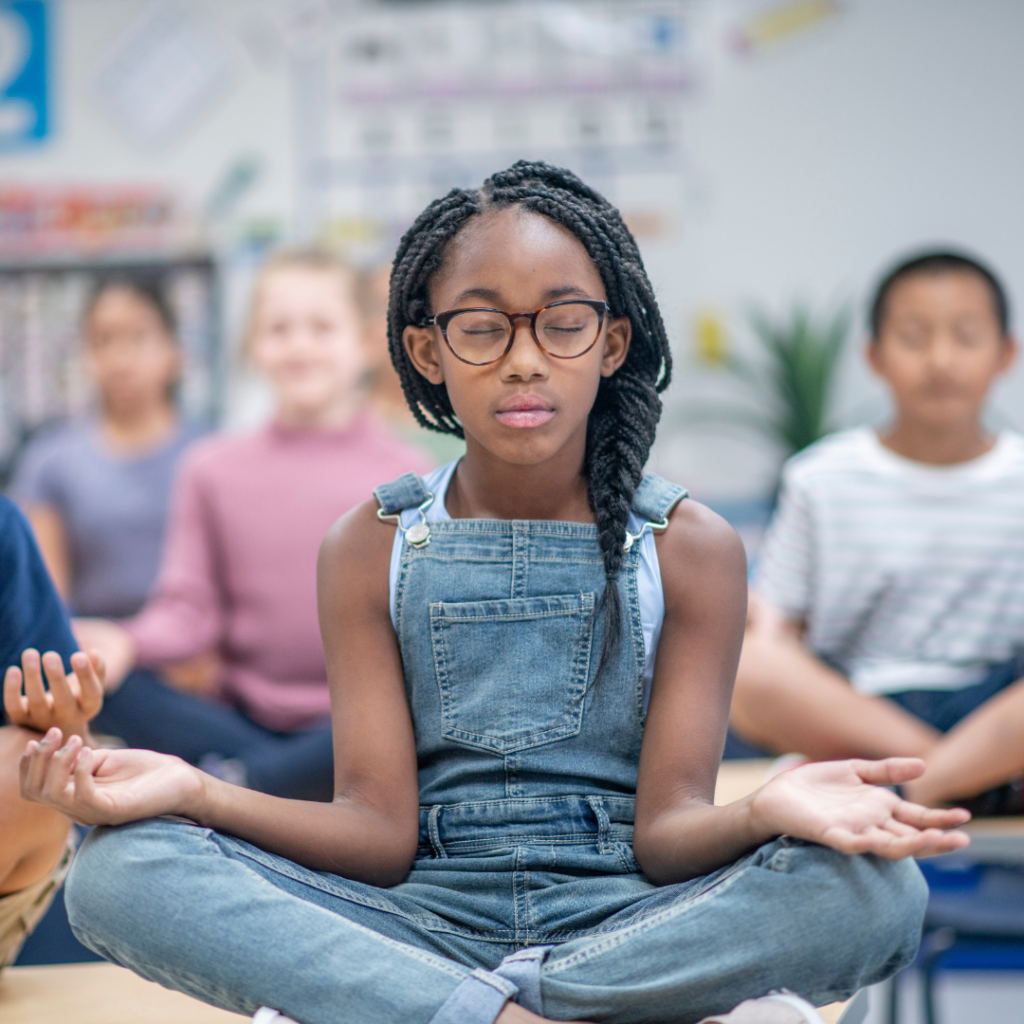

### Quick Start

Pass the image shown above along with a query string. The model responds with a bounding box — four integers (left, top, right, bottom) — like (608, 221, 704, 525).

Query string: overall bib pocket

(429, 592, 595, 753)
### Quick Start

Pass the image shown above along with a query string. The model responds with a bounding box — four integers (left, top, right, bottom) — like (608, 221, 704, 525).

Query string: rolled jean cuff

(429, 967, 519, 1024)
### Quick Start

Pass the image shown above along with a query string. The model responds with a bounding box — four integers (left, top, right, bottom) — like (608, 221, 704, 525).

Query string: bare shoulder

(655, 498, 747, 582)
(318, 497, 398, 608)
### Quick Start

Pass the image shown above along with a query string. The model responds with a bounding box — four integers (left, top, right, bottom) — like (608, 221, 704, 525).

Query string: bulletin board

(287, 0, 704, 262)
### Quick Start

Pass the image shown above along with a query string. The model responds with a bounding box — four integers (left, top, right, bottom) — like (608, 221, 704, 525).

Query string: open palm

(751, 758, 971, 860)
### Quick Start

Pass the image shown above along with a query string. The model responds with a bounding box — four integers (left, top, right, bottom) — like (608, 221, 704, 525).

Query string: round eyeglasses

(423, 299, 608, 366)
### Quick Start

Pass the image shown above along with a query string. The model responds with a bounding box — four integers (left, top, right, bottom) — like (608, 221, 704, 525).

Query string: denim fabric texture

(66, 472, 928, 1024)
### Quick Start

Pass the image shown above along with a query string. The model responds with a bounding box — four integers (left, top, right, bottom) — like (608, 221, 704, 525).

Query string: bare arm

(20, 501, 422, 887)
(23, 505, 70, 600)
(632, 501, 970, 886)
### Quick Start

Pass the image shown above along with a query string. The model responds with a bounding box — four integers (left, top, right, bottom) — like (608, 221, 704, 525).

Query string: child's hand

(749, 757, 972, 860)
(4, 649, 105, 742)
(19, 728, 205, 827)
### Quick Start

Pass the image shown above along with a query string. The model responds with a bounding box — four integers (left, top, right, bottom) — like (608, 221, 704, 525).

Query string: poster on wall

(0, 0, 49, 150)
(281, 0, 704, 263)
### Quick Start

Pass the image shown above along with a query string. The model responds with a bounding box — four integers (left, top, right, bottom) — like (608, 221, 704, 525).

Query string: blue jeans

(67, 817, 926, 1024)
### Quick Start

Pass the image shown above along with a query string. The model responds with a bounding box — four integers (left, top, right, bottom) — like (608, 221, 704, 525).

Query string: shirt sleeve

(751, 468, 815, 622)
(120, 453, 224, 664)
(0, 498, 78, 682)
(6, 433, 62, 509)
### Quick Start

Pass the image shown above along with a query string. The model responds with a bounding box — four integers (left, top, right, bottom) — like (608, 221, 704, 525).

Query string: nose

(499, 317, 548, 381)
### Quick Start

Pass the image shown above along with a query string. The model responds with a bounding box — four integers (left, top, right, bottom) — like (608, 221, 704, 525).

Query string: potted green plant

(690, 303, 852, 458)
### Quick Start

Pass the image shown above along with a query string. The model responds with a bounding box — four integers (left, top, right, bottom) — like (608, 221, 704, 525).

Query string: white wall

(3, 0, 1022, 497)
(650, 0, 1024, 496)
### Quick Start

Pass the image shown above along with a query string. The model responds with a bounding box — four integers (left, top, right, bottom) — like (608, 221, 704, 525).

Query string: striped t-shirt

(753, 428, 1024, 696)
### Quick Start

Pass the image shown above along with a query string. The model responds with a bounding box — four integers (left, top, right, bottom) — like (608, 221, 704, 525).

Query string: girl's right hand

(19, 729, 205, 827)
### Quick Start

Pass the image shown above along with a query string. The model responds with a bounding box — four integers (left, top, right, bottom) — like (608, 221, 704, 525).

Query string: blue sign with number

(0, 1, 48, 149)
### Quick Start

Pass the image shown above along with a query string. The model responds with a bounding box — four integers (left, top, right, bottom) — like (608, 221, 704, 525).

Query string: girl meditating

(20, 163, 969, 1024)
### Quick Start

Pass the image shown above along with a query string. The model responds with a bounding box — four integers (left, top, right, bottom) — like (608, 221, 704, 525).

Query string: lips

(495, 395, 555, 429)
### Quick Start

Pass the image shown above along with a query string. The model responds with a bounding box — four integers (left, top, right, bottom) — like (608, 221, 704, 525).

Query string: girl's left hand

(20, 728, 204, 827)
(749, 757, 971, 859)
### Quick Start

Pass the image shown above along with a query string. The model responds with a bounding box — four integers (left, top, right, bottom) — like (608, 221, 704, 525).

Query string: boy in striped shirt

(731, 251, 1024, 812)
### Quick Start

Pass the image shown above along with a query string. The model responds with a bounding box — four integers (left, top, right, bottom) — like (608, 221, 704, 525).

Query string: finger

(4, 665, 26, 721)
(41, 734, 82, 805)
(20, 649, 50, 723)
(880, 817, 919, 839)
(20, 727, 62, 800)
(89, 650, 107, 687)
(71, 651, 104, 718)
(848, 757, 927, 786)
(871, 828, 969, 861)
(914, 830, 972, 859)
(821, 825, 893, 855)
(42, 651, 75, 719)
(73, 747, 103, 812)
(893, 801, 972, 830)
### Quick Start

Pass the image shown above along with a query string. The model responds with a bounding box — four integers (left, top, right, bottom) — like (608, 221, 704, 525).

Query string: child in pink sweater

(77, 252, 431, 800)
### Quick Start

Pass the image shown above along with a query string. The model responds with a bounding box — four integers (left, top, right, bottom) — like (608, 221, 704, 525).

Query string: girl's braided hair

(387, 160, 672, 679)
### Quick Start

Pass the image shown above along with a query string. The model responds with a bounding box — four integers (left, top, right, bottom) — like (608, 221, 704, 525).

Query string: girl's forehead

(433, 206, 605, 302)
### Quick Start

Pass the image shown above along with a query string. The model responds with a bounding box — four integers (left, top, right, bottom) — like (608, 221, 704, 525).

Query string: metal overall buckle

(622, 515, 670, 553)
(377, 491, 436, 548)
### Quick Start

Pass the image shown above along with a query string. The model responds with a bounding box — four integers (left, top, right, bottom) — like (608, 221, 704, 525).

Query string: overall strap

(623, 473, 688, 552)
(631, 473, 688, 522)
(373, 472, 430, 516)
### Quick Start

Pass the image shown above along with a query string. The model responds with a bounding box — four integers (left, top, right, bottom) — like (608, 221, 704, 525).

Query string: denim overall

(66, 473, 927, 1024)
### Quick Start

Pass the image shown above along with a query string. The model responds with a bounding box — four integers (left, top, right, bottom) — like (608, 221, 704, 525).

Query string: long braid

(388, 161, 672, 680)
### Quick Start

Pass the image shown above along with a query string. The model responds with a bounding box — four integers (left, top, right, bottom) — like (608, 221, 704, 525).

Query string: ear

(998, 334, 1019, 374)
(404, 325, 445, 385)
(600, 315, 632, 378)
(866, 337, 885, 377)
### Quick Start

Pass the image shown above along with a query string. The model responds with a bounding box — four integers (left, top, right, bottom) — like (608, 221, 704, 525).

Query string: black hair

(870, 250, 1010, 339)
(387, 160, 672, 681)
(83, 273, 178, 339)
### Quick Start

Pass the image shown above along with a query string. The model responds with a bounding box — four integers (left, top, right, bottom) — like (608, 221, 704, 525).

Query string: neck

(275, 392, 364, 431)
(448, 430, 593, 522)
(101, 401, 177, 452)
(879, 417, 995, 465)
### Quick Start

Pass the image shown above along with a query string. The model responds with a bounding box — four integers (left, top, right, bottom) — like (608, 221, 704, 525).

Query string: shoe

(697, 990, 826, 1023)
(252, 1009, 300, 1024)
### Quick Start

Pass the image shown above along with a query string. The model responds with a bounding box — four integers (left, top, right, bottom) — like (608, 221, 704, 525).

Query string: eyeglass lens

(445, 303, 601, 363)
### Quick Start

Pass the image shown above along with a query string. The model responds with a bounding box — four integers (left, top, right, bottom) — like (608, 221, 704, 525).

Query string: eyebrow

(449, 284, 593, 306)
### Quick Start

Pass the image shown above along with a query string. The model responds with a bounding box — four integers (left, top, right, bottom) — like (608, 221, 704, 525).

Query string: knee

(66, 819, 206, 955)
(800, 845, 928, 985)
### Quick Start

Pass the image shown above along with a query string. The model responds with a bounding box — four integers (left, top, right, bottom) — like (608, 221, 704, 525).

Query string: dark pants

(886, 654, 1024, 733)
(92, 669, 334, 802)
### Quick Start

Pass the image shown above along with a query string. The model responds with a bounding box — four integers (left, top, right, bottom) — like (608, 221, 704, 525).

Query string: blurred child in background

(77, 251, 431, 801)
(733, 251, 1024, 812)
(9, 275, 204, 621)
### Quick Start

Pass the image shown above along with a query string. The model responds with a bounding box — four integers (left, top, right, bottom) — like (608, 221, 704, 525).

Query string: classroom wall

(3, 0, 1022, 499)
(646, 0, 1024, 496)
